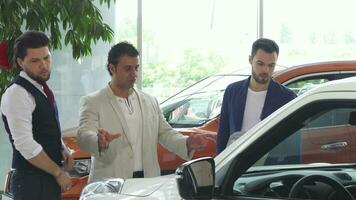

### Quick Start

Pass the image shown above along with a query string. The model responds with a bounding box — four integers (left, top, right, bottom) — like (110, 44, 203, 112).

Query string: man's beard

(25, 69, 51, 85)
(252, 70, 270, 84)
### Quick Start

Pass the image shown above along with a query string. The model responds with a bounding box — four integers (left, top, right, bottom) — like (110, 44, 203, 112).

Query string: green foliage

(143, 61, 170, 88)
(176, 48, 223, 87)
(0, 0, 115, 97)
(0, 68, 20, 97)
(0, 0, 115, 59)
(143, 48, 226, 89)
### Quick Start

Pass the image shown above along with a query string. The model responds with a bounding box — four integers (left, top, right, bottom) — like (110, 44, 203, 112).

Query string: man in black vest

(1, 31, 73, 200)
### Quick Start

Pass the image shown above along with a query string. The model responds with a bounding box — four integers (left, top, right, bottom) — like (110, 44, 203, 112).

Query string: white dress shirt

(1, 71, 52, 159)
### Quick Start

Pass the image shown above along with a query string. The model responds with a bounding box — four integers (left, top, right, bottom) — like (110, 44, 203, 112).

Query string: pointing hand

(97, 128, 121, 152)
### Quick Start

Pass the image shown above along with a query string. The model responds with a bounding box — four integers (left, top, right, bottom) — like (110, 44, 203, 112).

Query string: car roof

(210, 60, 356, 80)
(273, 60, 356, 83)
(161, 60, 356, 105)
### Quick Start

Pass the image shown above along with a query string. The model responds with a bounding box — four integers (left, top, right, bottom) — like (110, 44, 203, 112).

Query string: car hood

(119, 174, 180, 199)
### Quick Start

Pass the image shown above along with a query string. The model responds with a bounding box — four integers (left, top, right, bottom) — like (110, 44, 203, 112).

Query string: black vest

(2, 76, 62, 170)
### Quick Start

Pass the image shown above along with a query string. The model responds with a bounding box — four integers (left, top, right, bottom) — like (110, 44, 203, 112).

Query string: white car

(80, 77, 356, 200)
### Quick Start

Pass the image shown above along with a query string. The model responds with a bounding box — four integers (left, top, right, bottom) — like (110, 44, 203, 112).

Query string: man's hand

(62, 149, 74, 172)
(186, 133, 216, 152)
(97, 128, 121, 152)
(54, 170, 72, 192)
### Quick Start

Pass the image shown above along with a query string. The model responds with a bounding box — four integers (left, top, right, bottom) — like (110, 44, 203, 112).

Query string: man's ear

(109, 64, 115, 74)
(16, 58, 24, 69)
(248, 55, 252, 64)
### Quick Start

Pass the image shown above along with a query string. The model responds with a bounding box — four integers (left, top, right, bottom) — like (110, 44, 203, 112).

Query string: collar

(19, 71, 44, 90)
(105, 83, 137, 99)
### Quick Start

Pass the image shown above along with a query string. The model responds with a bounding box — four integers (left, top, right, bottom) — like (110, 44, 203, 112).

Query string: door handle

(321, 142, 348, 151)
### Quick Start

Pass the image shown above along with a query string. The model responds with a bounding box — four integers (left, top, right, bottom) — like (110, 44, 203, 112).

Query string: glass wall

(7, 0, 356, 131)
(49, 0, 137, 129)
(264, 0, 356, 67)
(142, 0, 258, 100)
(49, 0, 356, 130)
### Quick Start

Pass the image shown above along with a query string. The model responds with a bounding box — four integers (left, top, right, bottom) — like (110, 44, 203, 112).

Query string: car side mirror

(175, 157, 215, 199)
(349, 111, 356, 125)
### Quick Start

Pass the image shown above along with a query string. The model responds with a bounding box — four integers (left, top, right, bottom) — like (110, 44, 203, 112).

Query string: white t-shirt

(116, 91, 143, 171)
(241, 88, 267, 132)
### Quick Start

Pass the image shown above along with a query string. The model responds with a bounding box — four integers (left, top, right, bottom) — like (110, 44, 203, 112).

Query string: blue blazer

(217, 77, 297, 154)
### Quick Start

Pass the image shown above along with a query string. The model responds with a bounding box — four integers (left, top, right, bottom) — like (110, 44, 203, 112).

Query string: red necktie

(42, 82, 55, 108)
(41, 82, 61, 131)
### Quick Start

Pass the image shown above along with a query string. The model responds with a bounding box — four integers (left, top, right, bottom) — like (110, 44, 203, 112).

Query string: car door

(217, 99, 356, 200)
(281, 72, 356, 164)
(301, 108, 354, 164)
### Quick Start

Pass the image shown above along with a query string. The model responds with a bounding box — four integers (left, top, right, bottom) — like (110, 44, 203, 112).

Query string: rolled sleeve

(1, 85, 43, 159)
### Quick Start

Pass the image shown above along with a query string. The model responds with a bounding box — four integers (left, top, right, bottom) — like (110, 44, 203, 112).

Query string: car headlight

(79, 178, 124, 200)
(69, 158, 91, 177)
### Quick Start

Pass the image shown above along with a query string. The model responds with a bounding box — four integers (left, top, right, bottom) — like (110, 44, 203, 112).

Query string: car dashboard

(234, 167, 356, 199)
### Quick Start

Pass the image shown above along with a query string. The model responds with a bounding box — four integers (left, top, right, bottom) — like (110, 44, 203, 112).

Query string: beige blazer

(77, 85, 192, 182)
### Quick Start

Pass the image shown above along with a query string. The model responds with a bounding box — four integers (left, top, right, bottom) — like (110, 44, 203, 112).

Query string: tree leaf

(0, 0, 116, 97)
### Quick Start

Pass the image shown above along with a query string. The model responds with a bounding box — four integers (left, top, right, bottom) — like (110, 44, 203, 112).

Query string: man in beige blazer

(78, 42, 212, 182)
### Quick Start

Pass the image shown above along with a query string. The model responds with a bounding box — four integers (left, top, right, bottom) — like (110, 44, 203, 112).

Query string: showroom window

(49, 0, 137, 129)
(264, 0, 356, 67)
(141, 0, 258, 101)
(48, 0, 356, 130)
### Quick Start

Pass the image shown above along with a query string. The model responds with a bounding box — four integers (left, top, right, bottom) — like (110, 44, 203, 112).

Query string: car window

(306, 108, 351, 128)
(285, 72, 356, 95)
(161, 74, 247, 106)
(166, 91, 224, 128)
(231, 102, 356, 198)
(286, 78, 328, 95)
(252, 107, 356, 167)
(161, 74, 247, 128)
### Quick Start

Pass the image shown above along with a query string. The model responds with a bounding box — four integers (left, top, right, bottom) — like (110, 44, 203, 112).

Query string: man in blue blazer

(217, 38, 297, 154)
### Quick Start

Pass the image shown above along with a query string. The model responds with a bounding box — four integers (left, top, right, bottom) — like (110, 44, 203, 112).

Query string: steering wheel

(289, 174, 353, 200)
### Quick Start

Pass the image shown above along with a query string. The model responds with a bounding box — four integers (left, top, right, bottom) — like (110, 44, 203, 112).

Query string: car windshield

(160, 74, 248, 128)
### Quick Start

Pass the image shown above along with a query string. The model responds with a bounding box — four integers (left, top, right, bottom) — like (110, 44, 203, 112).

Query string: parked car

(3, 61, 354, 200)
(79, 76, 356, 200)
(158, 60, 356, 173)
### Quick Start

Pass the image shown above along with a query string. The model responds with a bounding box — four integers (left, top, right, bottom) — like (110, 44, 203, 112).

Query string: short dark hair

(13, 31, 51, 69)
(251, 38, 279, 58)
(107, 41, 139, 75)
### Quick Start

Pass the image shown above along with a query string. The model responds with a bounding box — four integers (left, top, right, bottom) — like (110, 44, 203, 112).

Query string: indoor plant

(0, 0, 115, 97)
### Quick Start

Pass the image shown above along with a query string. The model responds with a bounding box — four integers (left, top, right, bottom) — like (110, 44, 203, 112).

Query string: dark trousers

(10, 169, 61, 200)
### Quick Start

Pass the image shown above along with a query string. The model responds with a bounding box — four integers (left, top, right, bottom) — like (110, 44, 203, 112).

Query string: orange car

(59, 61, 356, 200)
